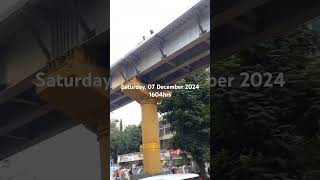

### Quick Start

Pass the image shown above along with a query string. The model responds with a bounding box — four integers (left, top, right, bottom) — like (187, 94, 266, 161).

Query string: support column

(140, 98, 161, 174)
(34, 48, 110, 179)
(121, 77, 171, 175)
(97, 123, 110, 180)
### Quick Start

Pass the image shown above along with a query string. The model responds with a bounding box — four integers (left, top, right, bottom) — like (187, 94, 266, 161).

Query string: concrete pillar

(140, 98, 161, 174)
(97, 123, 110, 180)
(121, 77, 171, 175)
(34, 48, 109, 179)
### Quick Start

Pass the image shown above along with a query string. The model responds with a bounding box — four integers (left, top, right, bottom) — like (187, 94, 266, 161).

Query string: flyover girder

(110, 0, 210, 111)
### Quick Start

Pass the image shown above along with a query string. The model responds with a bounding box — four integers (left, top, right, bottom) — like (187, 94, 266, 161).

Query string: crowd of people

(112, 167, 132, 180)
(112, 164, 210, 180)
(112, 166, 144, 180)
(169, 165, 192, 174)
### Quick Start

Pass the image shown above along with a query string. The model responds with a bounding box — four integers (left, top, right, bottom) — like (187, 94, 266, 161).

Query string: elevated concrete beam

(110, 0, 210, 111)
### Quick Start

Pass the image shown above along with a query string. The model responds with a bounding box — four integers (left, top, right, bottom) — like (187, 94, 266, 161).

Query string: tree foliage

(212, 26, 320, 179)
(159, 70, 210, 178)
(110, 119, 142, 163)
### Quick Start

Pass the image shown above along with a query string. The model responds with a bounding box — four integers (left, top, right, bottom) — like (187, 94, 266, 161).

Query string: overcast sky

(110, 0, 201, 127)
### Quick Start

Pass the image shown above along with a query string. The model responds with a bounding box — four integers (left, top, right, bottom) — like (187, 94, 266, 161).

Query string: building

(117, 117, 191, 169)
(159, 117, 174, 149)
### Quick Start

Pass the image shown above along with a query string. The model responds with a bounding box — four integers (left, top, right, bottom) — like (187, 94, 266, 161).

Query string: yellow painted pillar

(34, 48, 110, 180)
(121, 77, 171, 175)
(140, 98, 161, 174)
(97, 123, 110, 180)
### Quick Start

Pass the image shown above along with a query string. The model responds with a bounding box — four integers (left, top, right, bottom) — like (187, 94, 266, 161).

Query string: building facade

(159, 118, 174, 149)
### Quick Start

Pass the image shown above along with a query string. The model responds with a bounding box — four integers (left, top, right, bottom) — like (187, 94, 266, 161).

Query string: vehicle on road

(139, 173, 200, 180)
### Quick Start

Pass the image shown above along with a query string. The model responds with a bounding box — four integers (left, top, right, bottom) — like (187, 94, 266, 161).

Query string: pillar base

(97, 124, 110, 180)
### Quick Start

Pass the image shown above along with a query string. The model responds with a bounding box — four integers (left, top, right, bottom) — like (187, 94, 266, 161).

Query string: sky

(110, 0, 201, 127)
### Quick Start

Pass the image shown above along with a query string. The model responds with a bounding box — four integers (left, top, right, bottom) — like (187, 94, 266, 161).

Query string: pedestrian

(176, 165, 182, 174)
(113, 170, 119, 180)
(171, 166, 176, 174)
(182, 164, 187, 174)
(119, 169, 125, 180)
(128, 168, 133, 180)
(125, 169, 129, 180)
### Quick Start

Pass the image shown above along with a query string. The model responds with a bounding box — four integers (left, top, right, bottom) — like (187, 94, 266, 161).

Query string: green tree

(111, 119, 121, 162)
(212, 26, 320, 179)
(122, 125, 143, 153)
(110, 119, 142, 163)
(159, 70, 210, 179)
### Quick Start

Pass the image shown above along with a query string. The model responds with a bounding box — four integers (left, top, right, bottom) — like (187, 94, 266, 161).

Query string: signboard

(118, 152, 143, 163)
(117, 150, 173, 163)
(170, 149, 184, 156)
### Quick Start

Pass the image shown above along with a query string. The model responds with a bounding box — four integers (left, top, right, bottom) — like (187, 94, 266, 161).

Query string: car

(139, 173, 200, 180)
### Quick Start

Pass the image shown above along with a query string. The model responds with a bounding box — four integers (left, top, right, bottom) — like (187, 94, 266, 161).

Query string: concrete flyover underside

(110, 0, 210, 111)
(0, 0, 109, 162)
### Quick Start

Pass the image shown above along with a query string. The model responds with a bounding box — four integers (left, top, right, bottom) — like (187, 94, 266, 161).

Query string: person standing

(171, 166, 176, 174)
(119, 168, 125, 180)
(182, 165, 187, 174)
(128, 169, 133, 180)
